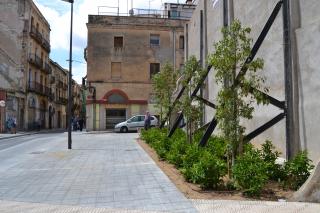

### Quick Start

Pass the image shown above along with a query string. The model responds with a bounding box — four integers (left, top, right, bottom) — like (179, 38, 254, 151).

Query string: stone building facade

(86, 11, 190, 130)
(25, 0, 52, 130)
(0, 0, 82, 132)
(49, 60, 68, 129)
(0, 0, 29, 130)
(186, 0, 320, 162)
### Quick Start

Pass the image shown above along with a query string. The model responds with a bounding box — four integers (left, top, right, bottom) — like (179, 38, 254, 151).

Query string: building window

(108, 93, 126, 104)
(29, 69, 32, 83)
(169, 10, 180, 19)
(179, 35, 184, 49)
(114, 36, 123, 48)
(111, 62, 121, 79)
(150, 34, 160, 46)
(150, 63, 160, 79)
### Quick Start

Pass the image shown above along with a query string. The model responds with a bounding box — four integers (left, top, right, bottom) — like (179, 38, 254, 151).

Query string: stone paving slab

(191, 199, 320, 213)
(0, 200, 164, 213)
(0, 133, 196, 212)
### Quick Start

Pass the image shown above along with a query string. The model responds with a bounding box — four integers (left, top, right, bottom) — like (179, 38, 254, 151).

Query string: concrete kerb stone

(0, 200, 166, 213)
(0, 129, 66, 140)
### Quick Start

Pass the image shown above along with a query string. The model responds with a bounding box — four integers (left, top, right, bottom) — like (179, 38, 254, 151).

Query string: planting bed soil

(137, 138, 294, 201)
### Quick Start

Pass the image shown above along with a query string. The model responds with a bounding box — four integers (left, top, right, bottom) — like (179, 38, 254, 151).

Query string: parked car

(114, 115, 158, 133)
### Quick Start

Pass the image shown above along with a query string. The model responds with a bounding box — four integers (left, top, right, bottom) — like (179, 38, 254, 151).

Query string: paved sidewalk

(0, 133, 196, 212)
(192, 199, 320, 213)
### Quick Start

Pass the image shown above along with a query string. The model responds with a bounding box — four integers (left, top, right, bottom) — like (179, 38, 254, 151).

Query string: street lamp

(61, 0, 74, 149)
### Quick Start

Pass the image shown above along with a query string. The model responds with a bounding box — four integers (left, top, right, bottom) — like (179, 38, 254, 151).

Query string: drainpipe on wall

(173, 29, 176, 72)
(185, 23, 189, 60)
(283, 0, 296, 160)
(200, 10, 204, 126)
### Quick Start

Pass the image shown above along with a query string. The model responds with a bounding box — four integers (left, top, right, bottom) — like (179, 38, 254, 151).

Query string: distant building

(85, 2, 195, 131)
(0, 0, 78, 132)
(49, 60, 68, 129)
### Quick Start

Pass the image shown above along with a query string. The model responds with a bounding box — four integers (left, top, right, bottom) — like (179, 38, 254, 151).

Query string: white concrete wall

(296, 0, 320, 162)
(187, 0, 320, 162)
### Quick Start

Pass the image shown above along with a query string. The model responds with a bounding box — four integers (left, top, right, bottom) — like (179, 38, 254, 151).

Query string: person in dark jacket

(78, 117, 84, 131)
(144, 111, 151, 130)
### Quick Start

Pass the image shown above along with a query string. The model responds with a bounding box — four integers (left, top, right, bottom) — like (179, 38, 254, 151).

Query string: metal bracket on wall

(198, 0, 285, 147)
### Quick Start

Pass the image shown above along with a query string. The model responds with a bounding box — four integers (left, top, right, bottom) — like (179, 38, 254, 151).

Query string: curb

(0, 129, 65, 140)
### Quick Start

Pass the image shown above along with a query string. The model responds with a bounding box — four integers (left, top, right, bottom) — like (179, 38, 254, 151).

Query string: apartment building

(49, 60, 68, 129)
(0, 0, 82, 132)
(85, 2, 195, 131)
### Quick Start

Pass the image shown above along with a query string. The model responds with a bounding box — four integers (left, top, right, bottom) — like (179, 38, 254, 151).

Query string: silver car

(114, 115, 158, 133)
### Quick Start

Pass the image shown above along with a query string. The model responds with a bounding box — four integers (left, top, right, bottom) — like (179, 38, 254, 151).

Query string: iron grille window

(114, 36, 123, 48)
(150, 34, 160, 46)
(150, 63, 160, 79)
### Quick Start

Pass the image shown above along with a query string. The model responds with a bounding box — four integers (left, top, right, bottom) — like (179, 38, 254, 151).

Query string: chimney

(185, 0, 192, 4)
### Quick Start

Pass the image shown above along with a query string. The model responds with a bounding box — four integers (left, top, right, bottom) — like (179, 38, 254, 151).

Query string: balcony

(56, 97, 68, 105)
(28, 81, 50, 96)
(50, 76, 55, 84)
(28, 53, 43, 69)
(44, 62, 52, 74)
(42, 38, 51, 52)
(56, 80, 64, 88)
(63, 83, 68, 91)
(48, 91, 55, 101)
(30, 25, 43, 44)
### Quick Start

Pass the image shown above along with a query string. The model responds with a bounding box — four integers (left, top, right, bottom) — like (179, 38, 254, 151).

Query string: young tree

(152, 63, 178, 127)
(208, 20, 269, 175)
(178, 56, 206, 143)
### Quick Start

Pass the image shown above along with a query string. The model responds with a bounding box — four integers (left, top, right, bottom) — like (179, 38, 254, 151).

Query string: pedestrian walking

(6, 117, 12, 133)
(78, 117, 84, 132)
(144, 111, 151, 130)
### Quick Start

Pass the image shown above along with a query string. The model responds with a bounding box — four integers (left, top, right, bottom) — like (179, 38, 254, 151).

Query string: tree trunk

(290, 159, 320, 202)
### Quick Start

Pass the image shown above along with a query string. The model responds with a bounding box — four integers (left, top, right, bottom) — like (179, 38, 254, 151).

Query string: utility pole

(61, 0, 74, 150)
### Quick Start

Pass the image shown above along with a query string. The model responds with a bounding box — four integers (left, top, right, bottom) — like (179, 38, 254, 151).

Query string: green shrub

(180, 144, 203, 181)
(188, 150, 227, 189)
(166, 136, 188, 168)
(261, 140, 284, 181)
(206, 136, 227, 159)
(232, 145, 268, 196)
(283, 151, 314, 190)
(141, 128, 166, 144)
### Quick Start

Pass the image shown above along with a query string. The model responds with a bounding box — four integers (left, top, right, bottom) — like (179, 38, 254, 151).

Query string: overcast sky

(34, 0, 183, 83)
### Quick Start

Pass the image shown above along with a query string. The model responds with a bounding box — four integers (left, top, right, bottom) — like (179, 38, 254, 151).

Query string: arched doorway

(104, 90, 128, 129)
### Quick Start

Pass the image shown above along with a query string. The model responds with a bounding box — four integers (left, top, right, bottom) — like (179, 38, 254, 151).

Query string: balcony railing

(30, 25, 50, 53)
(56, 97, 68, 105)
(56, 80, 64, 88)
(28, 53, 43, 69)
(44, 62, 52, 74)
(63, 83, 68, 90)
(42, 38, 51, 52)
(50, 76, 55, 84)
(30, 25, 43, 44)
(28, 81, 50, 96)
